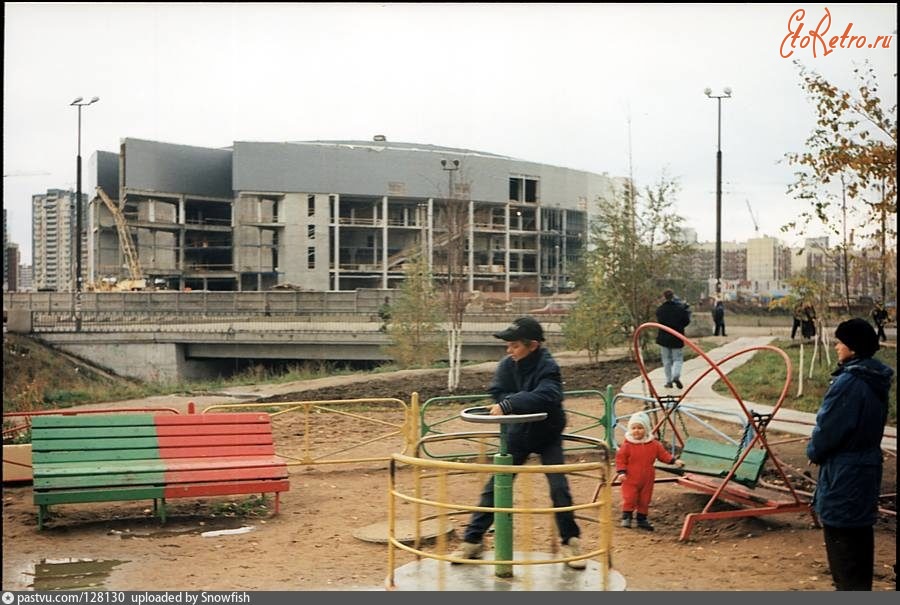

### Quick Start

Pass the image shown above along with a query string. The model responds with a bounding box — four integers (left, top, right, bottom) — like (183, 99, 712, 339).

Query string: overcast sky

(4, 3, 897, 265)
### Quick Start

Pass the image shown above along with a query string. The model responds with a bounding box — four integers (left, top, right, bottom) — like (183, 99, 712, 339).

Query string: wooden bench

(31, 412, 290, 529)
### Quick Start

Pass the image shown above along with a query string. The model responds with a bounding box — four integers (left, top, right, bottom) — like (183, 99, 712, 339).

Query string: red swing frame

(633, 322, 816, 541)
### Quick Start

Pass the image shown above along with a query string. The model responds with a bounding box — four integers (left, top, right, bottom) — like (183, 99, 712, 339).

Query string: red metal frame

(632, 322, 815, 540)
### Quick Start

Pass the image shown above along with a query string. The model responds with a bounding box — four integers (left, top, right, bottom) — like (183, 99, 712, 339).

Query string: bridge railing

(5, 291, 565, 318)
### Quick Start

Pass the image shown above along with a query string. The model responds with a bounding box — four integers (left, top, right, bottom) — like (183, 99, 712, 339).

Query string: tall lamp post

(70, 96, 99, 293)
(704, 87, 731, 298)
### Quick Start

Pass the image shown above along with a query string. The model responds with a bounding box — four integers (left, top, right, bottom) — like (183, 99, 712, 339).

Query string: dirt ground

(2, 360, 896, 591)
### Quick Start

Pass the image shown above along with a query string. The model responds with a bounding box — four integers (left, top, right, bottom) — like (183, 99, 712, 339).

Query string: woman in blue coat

(807, 318, 893, 591)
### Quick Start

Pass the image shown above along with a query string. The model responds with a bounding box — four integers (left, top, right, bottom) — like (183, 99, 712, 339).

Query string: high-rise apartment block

(31, 189, 86, 292)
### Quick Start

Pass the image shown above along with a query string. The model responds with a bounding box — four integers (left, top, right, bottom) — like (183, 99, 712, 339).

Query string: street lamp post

(441, 157, 461, 290)
(704, 87, 731, 298)
(70, 96, 99, 293)
(554, 243, 560, 296)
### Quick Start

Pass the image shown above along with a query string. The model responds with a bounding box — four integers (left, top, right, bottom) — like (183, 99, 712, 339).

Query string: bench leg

(159, 498, 167, 524)
(275, 492, 280, 515)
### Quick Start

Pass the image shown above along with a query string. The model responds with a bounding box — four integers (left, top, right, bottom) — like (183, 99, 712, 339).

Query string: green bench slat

(35, 471, 166, 490)
(33, 437, 160, 451)
(33, 449, 162, 463)
(31, 414, 157, 428)
(35, 459, 168, 477)
(33, 426, 158, 440)
(34, 486, 165, 505)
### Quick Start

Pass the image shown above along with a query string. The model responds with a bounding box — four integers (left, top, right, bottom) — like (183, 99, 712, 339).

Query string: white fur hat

(626, 411, 653, 444)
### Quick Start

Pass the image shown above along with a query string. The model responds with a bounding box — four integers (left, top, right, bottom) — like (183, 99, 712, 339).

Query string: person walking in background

(450, 316, 586, 569)
(615, 411, 684, 531)
(791, 301, 804, 339)
(712, 299, 727, 336)
(807, 318, 893, 591)
(655, 289, 691, 389)
(871, 301, 888, 342)
(801, 303, 817, 340)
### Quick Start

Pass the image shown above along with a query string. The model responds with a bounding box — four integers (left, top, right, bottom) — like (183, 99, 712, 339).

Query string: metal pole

(705, 88, 729, 299)
(76, 105, 83, 294)
(554, 243, 560, 296)
(493, 424, 513, 578)
(715, 96, 722, 297)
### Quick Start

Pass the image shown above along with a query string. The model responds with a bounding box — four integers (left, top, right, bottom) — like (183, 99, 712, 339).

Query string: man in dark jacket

(807, 318, 893, 591)
(451, 316, 585, 569)
(655, 289, 691, 389)
(712, 299, 726, 336)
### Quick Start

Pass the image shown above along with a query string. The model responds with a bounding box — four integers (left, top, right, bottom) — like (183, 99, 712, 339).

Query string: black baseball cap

(494, 317, 545, 342)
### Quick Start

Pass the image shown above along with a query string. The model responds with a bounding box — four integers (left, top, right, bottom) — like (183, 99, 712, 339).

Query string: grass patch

(712, 340, 896, 426)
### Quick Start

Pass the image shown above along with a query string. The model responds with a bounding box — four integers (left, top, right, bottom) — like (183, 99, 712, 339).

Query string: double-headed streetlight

(70, 96, 99, 292)
(704, 87, 731, 297)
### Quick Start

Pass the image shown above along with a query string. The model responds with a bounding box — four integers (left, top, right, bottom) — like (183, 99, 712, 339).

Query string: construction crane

(745, 199, 760, 235)
(94, 186, 146, 291)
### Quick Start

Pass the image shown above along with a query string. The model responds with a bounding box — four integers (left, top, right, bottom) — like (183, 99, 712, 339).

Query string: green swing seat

(659, 437, 768, 488)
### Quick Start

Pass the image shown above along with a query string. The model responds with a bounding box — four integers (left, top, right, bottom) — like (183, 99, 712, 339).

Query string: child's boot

(620, 512, 633, 528)
(636, 513, 654, 531)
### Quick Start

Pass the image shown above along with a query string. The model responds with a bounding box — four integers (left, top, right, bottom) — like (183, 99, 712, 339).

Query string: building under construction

(86, 138, 620, 293)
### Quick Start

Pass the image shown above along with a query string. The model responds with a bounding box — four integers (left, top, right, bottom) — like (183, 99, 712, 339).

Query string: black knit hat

(834, 318, 880, 359)
(494, 317, 545, 342)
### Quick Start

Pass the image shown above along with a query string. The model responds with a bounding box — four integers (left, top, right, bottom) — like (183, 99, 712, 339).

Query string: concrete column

(505, 204, 510, 299)
(535, 205, 542, 297)
(562, 209, 568, 289)
(427, 198, 434, 274)
(333, 194, 340, 291)
(382, 195, 389, 289)
(468, 200, 474, 293)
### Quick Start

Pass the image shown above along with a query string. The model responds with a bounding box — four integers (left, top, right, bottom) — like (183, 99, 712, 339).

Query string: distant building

(5, 242, 20, 292)
(32, 189, 86, 291)
(18, 263, 33, 292)
(688, 241, 746, 282)
(85, 138, 620, 293)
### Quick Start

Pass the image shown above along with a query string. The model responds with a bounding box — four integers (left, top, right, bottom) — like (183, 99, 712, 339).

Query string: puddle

(30, 558, 128, 591)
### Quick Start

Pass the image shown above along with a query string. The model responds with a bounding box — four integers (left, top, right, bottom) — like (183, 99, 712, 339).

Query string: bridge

(4, 291, 566, 382)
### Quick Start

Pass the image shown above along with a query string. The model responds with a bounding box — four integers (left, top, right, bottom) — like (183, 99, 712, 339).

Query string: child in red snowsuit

(615, 411, 683, 530)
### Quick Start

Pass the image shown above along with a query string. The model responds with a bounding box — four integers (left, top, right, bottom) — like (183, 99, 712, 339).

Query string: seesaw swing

(630, 323, 815, 541)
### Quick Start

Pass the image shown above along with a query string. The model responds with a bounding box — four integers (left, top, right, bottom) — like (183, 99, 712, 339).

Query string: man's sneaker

(636, 517, 655, 531)
(450, 541, 483, 563)
(560, 537, 587, 569)
(673, 379, 683, 389)
(663, 382, 673, 389)
(620, 517, 633, 528)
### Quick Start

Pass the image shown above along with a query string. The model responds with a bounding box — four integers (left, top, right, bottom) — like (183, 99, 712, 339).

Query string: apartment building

(86, 138, 618, 293)
(31, 189, 85, 291)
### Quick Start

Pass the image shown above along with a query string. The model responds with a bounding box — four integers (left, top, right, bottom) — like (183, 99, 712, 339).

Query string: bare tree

(438, 159, 470, 392)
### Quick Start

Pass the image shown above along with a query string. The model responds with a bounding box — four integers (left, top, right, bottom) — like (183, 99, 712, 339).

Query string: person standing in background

(712, 299, 726, 336)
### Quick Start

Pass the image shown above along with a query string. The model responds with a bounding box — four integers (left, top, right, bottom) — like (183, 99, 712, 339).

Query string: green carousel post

(493, 424, 514, 577)
(460, 406, 547, 579)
